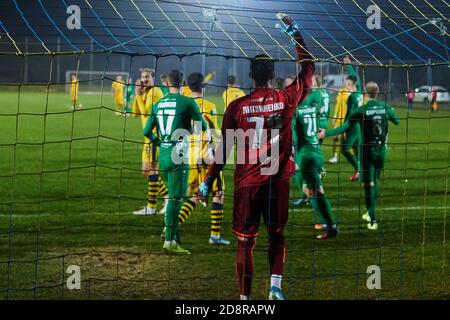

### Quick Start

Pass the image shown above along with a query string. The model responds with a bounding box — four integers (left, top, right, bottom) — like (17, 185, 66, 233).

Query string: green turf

(0, 89, 448, 300)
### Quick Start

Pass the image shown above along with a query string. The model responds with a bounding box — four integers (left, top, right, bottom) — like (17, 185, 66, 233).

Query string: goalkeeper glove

(275, 13, 301, 46)
(198, 174, 214, 207)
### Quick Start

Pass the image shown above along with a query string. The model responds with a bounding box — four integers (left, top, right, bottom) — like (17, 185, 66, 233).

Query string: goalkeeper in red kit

(198, 14, 314, 300)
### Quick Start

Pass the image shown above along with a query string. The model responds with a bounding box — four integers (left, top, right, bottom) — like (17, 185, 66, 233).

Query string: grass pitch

(0, 88, 448, 300)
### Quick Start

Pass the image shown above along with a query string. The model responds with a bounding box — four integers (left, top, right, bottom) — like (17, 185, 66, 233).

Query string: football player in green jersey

(293, 79, 338, 240)
(319, 82, 400, 230)
(318, 77, 331, 134)
(144, 70, 209, 254)
(342, 57, 363, 181)
(124, 77, 134, 115)
(293, 75, 329, 206)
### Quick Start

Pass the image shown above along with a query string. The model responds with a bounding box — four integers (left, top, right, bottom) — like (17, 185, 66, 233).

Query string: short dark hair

(187, 72, 204, 93)
(286, 75, 296, 81)
(167, 70, 182, 87)
(346, 75, 357, 85)
(250, 54, 274, 87)
(227, 75, 237, 85)
(273, 77, 284, 90)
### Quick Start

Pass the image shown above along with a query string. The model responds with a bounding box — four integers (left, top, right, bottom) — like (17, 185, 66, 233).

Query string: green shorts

(360, 145, 386, 185)
(158, 147, 189, 200)
(342, 124, 361, 150)
(300, 149, 324, 189)
(294, 147, 303, 167)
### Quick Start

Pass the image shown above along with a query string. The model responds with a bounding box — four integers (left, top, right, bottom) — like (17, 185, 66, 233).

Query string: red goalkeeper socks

(236, 238, 256, 296)
(268, 232, 286, 275)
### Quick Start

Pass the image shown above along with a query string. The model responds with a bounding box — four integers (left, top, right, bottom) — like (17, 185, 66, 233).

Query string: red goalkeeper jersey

(207, 36, 315, 189)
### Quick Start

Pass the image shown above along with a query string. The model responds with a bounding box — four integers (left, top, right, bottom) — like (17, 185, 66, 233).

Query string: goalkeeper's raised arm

(200, 13, 315, 202)
(277, 13, 315, 107)
(198, 14, 316, 300)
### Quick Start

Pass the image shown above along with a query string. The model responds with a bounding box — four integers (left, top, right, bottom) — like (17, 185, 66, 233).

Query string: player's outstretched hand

(275, 13, 301, 46)
(318, 129, 326, 140)
(198, 181, 211, 207)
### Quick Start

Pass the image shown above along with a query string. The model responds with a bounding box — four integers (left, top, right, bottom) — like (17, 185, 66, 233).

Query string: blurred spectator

(407, 89, 414, 110)
(431, 89, 438, 113)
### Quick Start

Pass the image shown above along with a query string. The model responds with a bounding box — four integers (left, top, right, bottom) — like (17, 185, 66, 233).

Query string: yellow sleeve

(155, 87, 163, 101)
(181, 86, 192, 97)
(112, 83, 122, 97)
(222, 89, 228, 108)
(204, 72, 214, 84)
(144, 87, 163, 115)
(203, 102, 219, 130)
(132, 95, 145, 118)
(334, 90, 343, 119)
(200, 101, 219, 161)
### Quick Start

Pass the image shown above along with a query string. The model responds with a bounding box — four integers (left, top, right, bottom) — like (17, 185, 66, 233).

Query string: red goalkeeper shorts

(232, 179, 289, 238)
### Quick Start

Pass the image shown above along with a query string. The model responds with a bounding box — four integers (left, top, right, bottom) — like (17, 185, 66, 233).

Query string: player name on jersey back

(365, 107, 387, 116)
(296, 106, 316, 115)
(242, 102, 285, 114)
(157, 100, 176, 109)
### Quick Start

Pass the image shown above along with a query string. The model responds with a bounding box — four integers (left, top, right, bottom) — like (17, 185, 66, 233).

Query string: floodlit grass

(0, 90, 448, 299)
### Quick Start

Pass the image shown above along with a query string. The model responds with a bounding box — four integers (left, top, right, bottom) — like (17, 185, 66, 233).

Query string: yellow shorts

(114, 96, 124, 107)
(142, 143, 159, 164)
(188, 165, 225, 195)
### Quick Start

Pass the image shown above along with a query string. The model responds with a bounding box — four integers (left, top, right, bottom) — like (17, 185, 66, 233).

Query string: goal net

(0, 0, 448, 300)
(64, 71, 130, 94)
